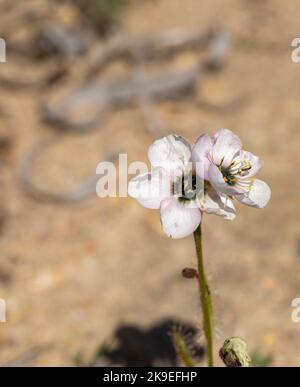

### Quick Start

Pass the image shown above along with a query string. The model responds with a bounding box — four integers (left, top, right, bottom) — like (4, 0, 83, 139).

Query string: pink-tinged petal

(192, 134, 213, 179)
(208, 164, 244, 195)
(239, 150, 262, 178)
(197, 187, 236, 220)
(148, 134, 191, 173)
(212, 128, 242, 167)
(218, 192, 236, 220)
(128, 167, 171, 209)
(160, 198, 201, 239)
(235, 179, 271, 208)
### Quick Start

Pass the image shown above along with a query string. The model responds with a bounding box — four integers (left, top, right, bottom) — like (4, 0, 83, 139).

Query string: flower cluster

(128, 129, 271, 239)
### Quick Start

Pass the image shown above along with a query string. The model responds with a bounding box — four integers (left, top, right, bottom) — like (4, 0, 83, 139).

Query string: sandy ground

(0, 0, 299, 366)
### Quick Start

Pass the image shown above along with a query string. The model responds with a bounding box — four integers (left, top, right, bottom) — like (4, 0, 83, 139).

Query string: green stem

(193, 223, 214, 367)
(173, 331, 194, 367)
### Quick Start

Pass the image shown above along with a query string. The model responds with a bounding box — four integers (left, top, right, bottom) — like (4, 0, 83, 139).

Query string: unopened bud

(182, 267, 198, 279)
(219, 337, 251, 367)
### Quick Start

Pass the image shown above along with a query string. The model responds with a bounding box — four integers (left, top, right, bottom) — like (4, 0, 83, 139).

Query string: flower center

(220, 166, 237, 186)
(220, 160, 253, 189)
(173, 171, 203, 202)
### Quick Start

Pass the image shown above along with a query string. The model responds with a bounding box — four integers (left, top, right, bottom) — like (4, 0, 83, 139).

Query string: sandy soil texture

(0, 0, 299, 366)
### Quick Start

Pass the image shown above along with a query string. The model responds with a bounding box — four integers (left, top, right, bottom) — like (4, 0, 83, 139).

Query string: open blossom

(128, 134, 235, 239)
(128, 130, 271, 239)
(193, 128, 271, 208)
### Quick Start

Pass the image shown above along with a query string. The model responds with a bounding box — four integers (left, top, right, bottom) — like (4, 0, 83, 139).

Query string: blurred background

(0, 0, 299, 366)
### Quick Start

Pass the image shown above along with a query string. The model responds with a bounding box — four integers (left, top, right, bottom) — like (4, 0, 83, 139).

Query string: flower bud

(182, 267, 198, 279)
(219, 337, 251, 367)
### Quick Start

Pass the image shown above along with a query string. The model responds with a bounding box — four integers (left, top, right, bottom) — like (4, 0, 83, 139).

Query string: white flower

(128, 134, 236, 239)
(193, 128, 271, 208)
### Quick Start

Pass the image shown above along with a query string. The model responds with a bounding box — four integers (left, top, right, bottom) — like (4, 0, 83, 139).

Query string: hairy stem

(173, 331, 194, 367)
(193, 223, 214, 367)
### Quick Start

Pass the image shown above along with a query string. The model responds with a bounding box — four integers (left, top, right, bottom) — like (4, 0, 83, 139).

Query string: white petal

(148, 134, 191, 173)
(235, 179, 271, 208)
(239, 150, 262, 178)
(198, 187, 236, 220)
(212, 128, 242, 167)
(192, 134, 213, 180)
(208, 164, 244, 196)
(218, 193, 236, 220)
(128, 167, 171, 209)
(160, 198, 201, 239)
